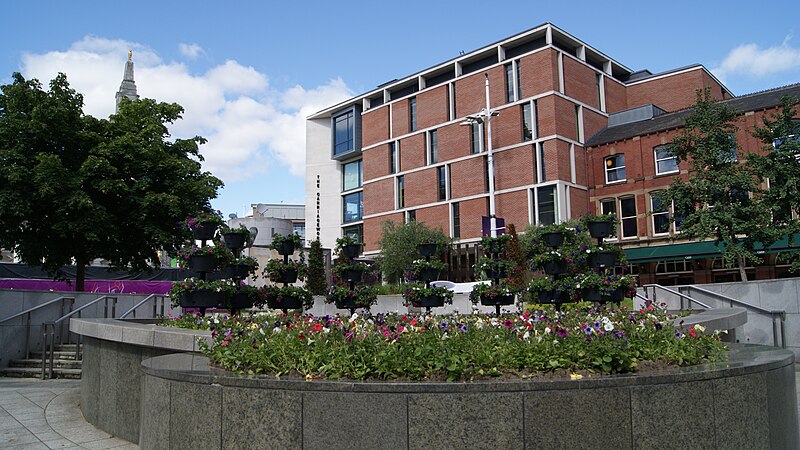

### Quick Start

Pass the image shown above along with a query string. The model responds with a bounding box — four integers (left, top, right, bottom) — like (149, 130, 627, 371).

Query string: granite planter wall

(139, 345, 798, 449)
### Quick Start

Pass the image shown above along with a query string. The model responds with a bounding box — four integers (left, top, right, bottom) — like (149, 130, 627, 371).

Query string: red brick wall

(450, 157, 487, 198)
(363, 143, 390, 181)
(583, 108, 607, 144)
(392, 99, 410, 136)
(605, 77, 627, 113)
(455, 65, 506, 118)
(362, 105, 389, 148)
(438, 123, 471, 161)
(540, 139, 572, 182)
(563, 56, 600, 110)
(496, 190, 530, 231)
(404, 168, 437, 208)
(494, 145, 535, 190)
(493, 104, 522, 149)
(458, 197, 488, 240)
(554, 96, 579, 142)
(574, 144, 588, 186)
(519, 49, 558, 97)
(536, 95, 557, 137)
(363, 178, 395, 216)
(416, 204, 450, 236)
(627, 69, 723, 112)
(399, 134, 425, 171)
(417, 85, 449, 130)
(364, 213, 403, 252)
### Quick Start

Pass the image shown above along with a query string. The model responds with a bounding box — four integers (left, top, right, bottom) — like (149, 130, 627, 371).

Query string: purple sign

(481, 216, 506, 236)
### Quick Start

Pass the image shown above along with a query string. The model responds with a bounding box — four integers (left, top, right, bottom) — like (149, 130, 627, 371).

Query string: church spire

(115, 50, 139, 113)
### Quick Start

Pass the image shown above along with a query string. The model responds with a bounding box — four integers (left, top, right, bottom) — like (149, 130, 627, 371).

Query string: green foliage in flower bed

(196, 306, 726, 381)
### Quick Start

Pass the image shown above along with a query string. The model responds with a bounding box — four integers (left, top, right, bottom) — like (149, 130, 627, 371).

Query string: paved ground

(2, 365, 800, 449)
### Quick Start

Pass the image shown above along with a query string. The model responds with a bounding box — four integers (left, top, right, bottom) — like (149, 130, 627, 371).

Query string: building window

(452, 202, 460, 238)
(438, 166, 447, 201)
(773, 120, 800, 149)
(409, 97, 417, 132)
(448, 82, 456, 121)
(389, 142, 397, 174)
(483, 156, 489, 193)
(538, 142, 546, 182)
(342, 160, 362, 191)
(521, 103, 533, 142)
(718, 134, 738, 164)
(471, 122, 482, 154)
(505, 61, 520, 103)
(406, 210, 416, 222)
(600, 198, 618, 238)
(428, 129, 438, 164)
(654, 145, 678, 175)
(446, 163, 452, 199)
(651, 195, 670, 235)
(595, 73, 602, 108)
(397, 175, 405, 209)
(343, 191, 363, 223)
(342, 224, 363, 244)
(333, 110, 355, 156)
(620, 197, 637, 238)
(536, 185, 557, 225)
(604, 154, 626, 183)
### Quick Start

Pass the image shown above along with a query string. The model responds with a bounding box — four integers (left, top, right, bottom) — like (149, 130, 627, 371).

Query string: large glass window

(719, 135, 737, 163)
(620, 197, 637, 238)
(438, 166, 447, 201)
(537, 185, 557, 225)
(343, 191, 363, 223)
(522, 103, 533, 142)
(342, 224, 363, 244)
(600, 199, 617, 238)
(389, 142, 397, 174)
(452, 202, 460, 238)
(409, 97, 417, 132)
(605, 154, 626, 183)
(397, 176, 405, 208)
(538, 142, 546, 182)
(429, 129, 438, 164)
(505, 62, 520, 103)
(342, 160, 362, 191)
(654, 146, 678, 175)
(333, 111, 355, 156)
(406, 210, 416, 222)
(651, 195, 670, 235)
(471, 122, 482, 154)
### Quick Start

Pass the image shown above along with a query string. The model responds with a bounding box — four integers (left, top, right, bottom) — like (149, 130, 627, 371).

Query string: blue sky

(2, 0, 799, 218)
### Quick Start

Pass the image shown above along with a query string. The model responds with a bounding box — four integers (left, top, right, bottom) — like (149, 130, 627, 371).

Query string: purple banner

(0, 279, 171, 295)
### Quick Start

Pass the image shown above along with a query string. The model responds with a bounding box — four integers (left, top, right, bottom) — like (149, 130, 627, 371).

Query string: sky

(2, 0, 799, 218)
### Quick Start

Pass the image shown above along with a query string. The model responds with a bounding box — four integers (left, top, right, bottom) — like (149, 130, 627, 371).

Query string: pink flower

(221, 340, 229, 346)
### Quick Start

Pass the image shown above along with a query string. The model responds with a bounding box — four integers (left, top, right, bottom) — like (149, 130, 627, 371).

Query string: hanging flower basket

(267, 295, 304, 310)
(342, 268, 363, 283)
(222, 230, 249, 249)
(542, 258, 568, 276)
(418, 267, 440, 283)
(223, 263, 253, 280)
(541, 231, 564, 248)
(587, 220, 614, 239)
(484, 267, 507, 280)
(277, 241, 295, 256)
(588, 251, 617, 269)
(417, 243, 439, 258)
(192, 222, 218, 241)
(341, 244, 361, 259)
(279, 267, 299, 284)
(415, 295, 445, 308)
(189, 254, 218, 273)
(270, 233, 302, 256)
(228, 291, 257, 310)
(537, 289, 569, 304)
(180, 289, 226, 309)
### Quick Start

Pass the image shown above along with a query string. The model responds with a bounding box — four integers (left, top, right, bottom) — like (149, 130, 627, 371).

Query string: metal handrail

(641, 284, 712, 310)
(681, 285, 786, 348)
(635, 291, 667, 309)
(0, 296, 74, 360)
(119, 294, 167, 319)
(40, 295, 117, 379)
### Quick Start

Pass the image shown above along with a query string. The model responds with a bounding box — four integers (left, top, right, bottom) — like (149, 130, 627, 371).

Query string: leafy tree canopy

(0, 72, 223, 290)
(376, 220, 451, 284)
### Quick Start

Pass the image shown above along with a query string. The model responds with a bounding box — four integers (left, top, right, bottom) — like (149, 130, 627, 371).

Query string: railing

(40, 295, 117, 379)
(119, 294, 168, 319)
(680, 285, 786, 349)
(641, 284, 712, 310)
(0, 296, 75, 360)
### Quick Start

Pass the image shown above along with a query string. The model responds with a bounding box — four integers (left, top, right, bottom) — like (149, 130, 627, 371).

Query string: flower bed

(194, 305, 726, 381)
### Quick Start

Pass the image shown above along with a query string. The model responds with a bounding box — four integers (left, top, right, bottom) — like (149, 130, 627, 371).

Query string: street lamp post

(461, 74, 499, 237)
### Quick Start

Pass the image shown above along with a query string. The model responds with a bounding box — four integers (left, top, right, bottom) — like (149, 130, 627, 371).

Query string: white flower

(604, 321, 614, 332)
(523, 331, 530, 340)
(349, 312, 359, 323)
(694, 324, 705, 333)
(545, 326, 552, 334)
(273, 327, 282, 334)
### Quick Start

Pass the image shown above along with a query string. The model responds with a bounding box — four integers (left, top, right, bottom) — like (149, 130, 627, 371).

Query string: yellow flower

(570, 373, 583, 380)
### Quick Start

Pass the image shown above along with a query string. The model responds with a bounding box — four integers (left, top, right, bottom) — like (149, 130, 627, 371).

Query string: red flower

(313, 323, 323, 332)
(689, 327, 697, 338)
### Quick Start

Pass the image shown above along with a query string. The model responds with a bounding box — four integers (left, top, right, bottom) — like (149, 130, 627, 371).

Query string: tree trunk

(75, 257, 86, 292)
(737, 254, 749, 282)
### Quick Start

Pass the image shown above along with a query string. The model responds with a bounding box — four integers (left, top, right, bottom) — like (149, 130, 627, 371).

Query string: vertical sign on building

(316, 175, 321, 240)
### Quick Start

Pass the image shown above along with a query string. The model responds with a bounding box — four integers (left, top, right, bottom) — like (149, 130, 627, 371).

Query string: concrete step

(9, 359, 82, 370)
(0, 366, 81, 379)
(30, 351, 80, 360)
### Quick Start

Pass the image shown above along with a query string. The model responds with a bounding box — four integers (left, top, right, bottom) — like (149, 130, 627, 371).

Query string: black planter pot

(414, 295, 445, 308)
(541, 232, 564, 248)
(341, 244, 361, 259)
(335, 297, 358, 311)
(222, 231, 248, 250)
(417, 243, 438, 258)
(279, 268, 299, 284)
(588, 251, 618, 269)
(189, 254, 218, 273)
(227, 264, 253, 279)
(484, 268, 507, 280)
(581, 288, 604, 302)
(192, 222, 218, 241)
(418, 268, 440, 283)
(276, 240, 295, 256)
(180, 290, 225, 309)
(342, 268, 363, 283)
(537, 290, 569, 305)
(228, 292, 256, 310)
(587, 220, 614, 239)
(267, 295, 304, 311)
(480, 293, 515, 306)
(542, 259, 567, 276)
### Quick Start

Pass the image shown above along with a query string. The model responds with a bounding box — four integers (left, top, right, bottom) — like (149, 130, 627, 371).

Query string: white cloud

(713, 36, 800, 81)
(19, 36, 352, 182)
(178, 43, 205, 60)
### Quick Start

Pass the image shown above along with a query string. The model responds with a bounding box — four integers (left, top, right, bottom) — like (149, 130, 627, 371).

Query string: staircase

(0, 344, 82, 379)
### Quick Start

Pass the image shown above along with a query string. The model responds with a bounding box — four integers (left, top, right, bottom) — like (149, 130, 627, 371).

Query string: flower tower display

(260, 233, 313, 314)
(326, 237, 377, 314)
(403, 242, 453, 314)
(470, 234, 518, 315)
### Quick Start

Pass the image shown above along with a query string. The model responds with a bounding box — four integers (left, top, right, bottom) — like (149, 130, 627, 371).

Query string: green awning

(625, 234, 800, 264)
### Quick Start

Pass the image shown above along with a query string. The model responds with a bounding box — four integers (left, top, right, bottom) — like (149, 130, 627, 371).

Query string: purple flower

(441, 321, 448, 331)
(584, 326, 592, 335)
(674, 332, 682, 338)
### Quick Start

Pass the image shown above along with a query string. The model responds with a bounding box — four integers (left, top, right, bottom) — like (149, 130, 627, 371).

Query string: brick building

(305, 22, 798, 282)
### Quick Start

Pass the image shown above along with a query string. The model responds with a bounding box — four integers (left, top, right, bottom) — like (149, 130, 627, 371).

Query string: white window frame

(619, 196, 637, 239)
(654, 146, 679, 176)
(604, 154, 626, 184)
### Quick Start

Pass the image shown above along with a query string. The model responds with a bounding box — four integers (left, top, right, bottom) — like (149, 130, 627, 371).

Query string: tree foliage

(504, 224, 530, 290)
(0, 72, 222, 290)
(306, 239, 328, 295)
(376, 220, 451, 284)
(656, 89, 774, 281)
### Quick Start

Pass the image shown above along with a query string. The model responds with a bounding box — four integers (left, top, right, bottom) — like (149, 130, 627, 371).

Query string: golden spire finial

(128, 50, 133, 60)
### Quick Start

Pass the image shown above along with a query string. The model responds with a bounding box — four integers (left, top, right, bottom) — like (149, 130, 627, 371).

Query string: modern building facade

(306, 22, 797, 282)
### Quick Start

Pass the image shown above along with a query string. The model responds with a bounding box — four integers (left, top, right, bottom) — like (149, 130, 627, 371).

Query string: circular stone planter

(138, 345, 798, 449)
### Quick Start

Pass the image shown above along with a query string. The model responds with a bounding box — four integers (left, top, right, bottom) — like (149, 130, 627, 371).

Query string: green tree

(656, 89, 774, 281)
(749, 95, 800, 270)
(377, 220, 451, 284)
(505, 224, 530, 290)
(0, 73, 222, 290)
(306, 239, 328, 294)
